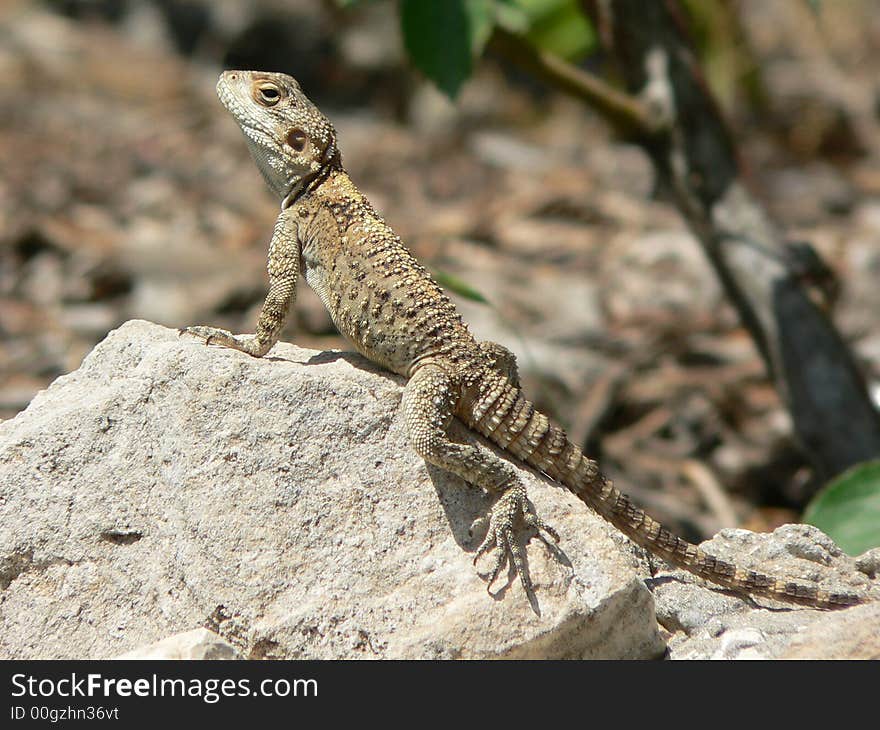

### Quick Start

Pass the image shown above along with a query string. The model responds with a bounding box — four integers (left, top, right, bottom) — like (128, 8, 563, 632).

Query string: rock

(780, 602, 880, 659)
(0, 320, 664, 660)
(600, 228, 725, 326)
(2, 320, 875, 660)
(652, 525, 877, 659)
(469, 131, 557, 173)
(115, 628, 240, 660)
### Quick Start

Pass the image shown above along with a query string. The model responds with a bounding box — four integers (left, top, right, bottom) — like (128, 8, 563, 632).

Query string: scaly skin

(183, 70, 864, 609)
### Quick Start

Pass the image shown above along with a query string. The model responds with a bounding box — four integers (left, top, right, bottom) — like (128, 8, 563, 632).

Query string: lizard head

(217, 70, 341, 207)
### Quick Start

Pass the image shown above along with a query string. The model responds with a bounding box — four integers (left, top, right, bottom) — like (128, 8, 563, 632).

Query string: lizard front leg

(403, 362, 558, 594)
(181, 206, 300, 357)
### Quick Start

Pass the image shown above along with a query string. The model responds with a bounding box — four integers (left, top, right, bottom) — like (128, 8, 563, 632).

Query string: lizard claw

(473, 485, 559, 594)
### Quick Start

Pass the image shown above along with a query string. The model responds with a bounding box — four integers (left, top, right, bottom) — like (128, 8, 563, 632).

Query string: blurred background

(2, 0, 879, 544)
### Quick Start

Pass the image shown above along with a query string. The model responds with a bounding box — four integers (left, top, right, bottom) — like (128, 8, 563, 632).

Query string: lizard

(182, 69, 865, 610)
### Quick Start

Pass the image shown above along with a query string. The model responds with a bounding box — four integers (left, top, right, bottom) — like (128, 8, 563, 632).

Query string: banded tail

(465, 376, 862, 609)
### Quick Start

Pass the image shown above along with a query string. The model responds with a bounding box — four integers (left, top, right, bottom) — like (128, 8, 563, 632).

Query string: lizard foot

(179, 326, 262, 355)
(473, 484, 559, 594)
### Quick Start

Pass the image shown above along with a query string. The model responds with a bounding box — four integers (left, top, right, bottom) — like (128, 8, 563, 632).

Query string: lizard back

(296, 171, 476, 377)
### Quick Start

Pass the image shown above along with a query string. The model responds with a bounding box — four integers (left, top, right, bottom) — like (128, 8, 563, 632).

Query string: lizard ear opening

(286, 128, 308, 152)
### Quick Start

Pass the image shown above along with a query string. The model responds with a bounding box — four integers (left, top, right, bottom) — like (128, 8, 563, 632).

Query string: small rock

(115, 628, 240, 660)
(653, 525, 876, 659)
(780, 602, 880, 659)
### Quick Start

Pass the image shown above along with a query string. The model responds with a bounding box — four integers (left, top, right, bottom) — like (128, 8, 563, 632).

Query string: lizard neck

(281, 150, 344, 210)
(307, 168, 373, 209)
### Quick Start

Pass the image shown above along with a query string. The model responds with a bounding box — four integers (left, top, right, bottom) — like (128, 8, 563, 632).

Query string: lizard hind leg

(403, 362, 558, 594)
(478, 341, 520, 388)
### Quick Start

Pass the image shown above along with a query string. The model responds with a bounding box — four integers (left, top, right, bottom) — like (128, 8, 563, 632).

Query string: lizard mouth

(215, 74, 241, 115)
(216, 78, 275, 153)
(216, 72, 264, 128)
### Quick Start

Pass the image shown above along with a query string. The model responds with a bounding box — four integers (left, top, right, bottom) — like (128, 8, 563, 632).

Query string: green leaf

(432, 269, 490, 304)
(494, 0, 531, 34)
(501, 0, 595, 60)
(803, 460, 880, 555)
(400, 0, 494, 98)
(466, 0, 496, 55)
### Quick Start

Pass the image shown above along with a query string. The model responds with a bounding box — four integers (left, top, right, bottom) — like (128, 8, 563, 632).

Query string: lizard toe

(179, 325, 233, 344)
(473, 485, 550, 594)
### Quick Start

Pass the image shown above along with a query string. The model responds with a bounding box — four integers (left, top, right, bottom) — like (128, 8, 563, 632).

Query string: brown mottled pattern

(181, 71, 863, 610)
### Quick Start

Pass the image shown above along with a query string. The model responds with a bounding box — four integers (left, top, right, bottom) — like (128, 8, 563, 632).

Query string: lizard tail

(467, 379, 861, 609)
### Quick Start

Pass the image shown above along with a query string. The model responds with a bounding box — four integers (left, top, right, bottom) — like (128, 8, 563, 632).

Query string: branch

(575, 0, 880, 481)
(489, 28, 666, 138)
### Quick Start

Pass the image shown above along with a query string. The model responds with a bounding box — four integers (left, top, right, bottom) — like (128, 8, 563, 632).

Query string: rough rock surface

(115, 628, 240, 660)
(1, 320, 875, 659)
(0, 320, 663, 660)
(653, 530, 878, 659)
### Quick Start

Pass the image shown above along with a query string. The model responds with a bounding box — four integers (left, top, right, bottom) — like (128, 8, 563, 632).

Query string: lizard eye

(256, 85, 281, 106)
(286, 128, 308, 151)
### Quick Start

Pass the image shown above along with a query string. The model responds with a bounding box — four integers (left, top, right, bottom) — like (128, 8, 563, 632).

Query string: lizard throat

(280, 147, 341, 209)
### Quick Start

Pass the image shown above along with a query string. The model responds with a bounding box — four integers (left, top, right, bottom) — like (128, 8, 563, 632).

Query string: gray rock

(3, 320, 875, 660)
(652, 525, 877, 659)
(115, 628, 240, 660)
(780, 602, 880, 659)
(0, 320, 664, 659)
